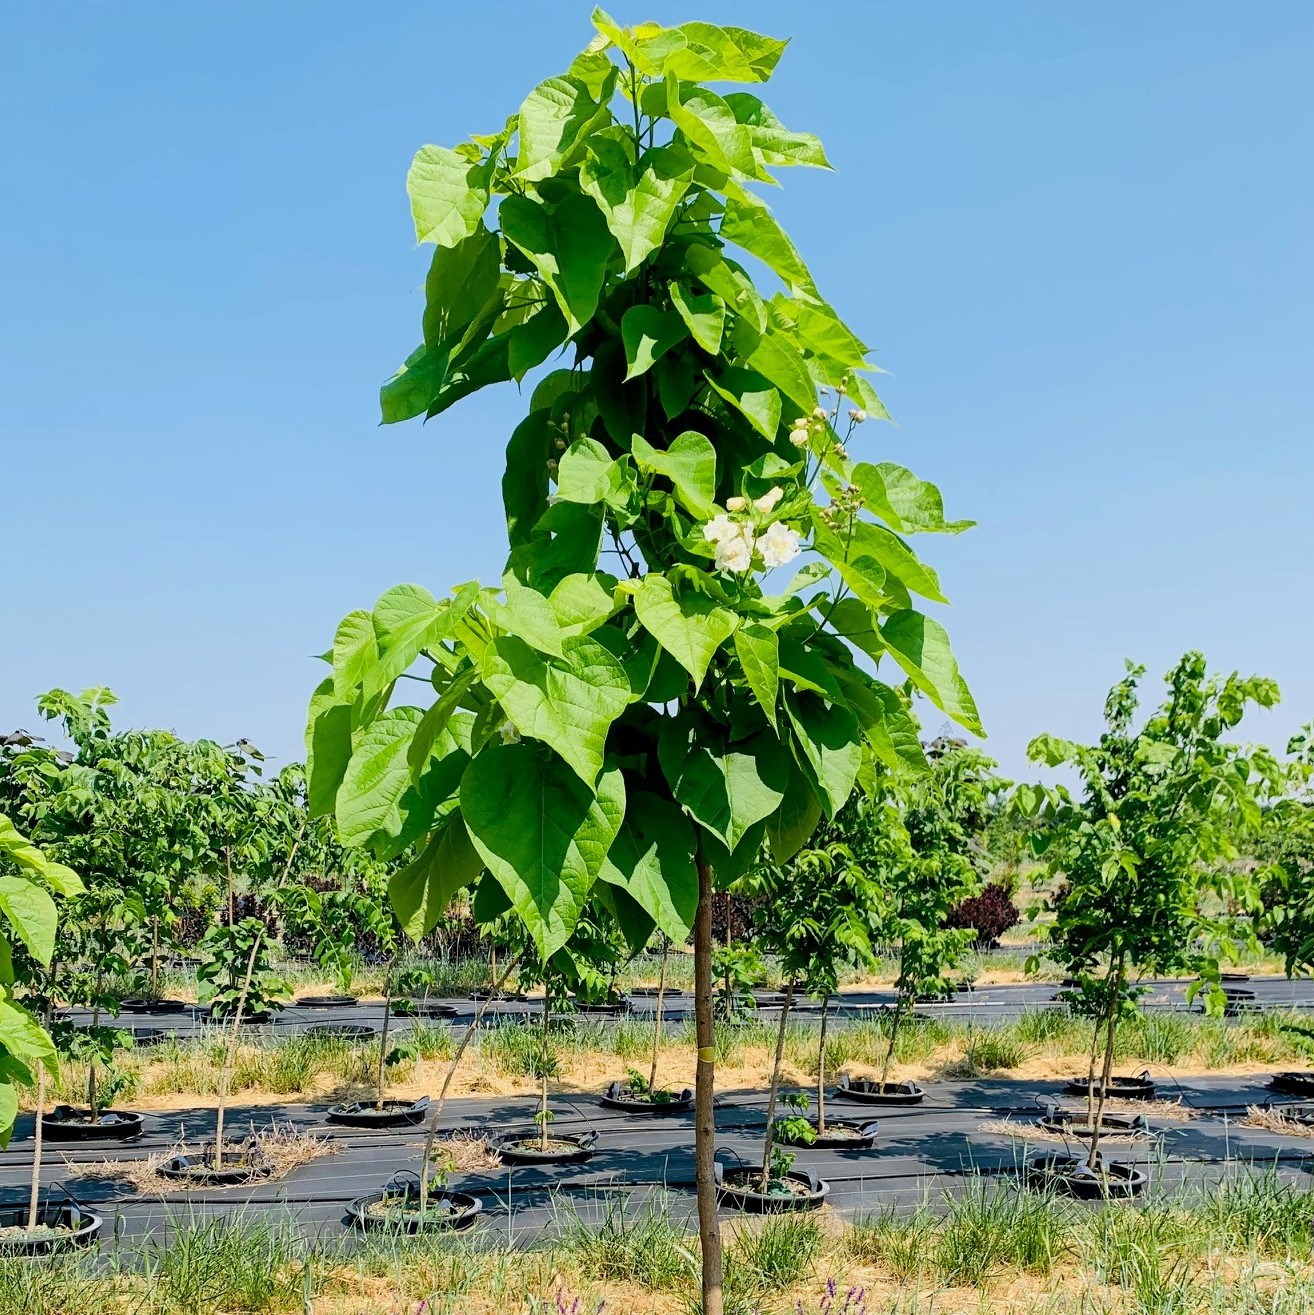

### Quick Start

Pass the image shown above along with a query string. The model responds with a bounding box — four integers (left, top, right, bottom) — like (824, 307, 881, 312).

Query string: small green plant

(773, 1090, 816, 1146)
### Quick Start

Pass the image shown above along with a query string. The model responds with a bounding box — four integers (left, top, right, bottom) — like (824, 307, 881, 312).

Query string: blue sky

(2, 2, 1310, 778)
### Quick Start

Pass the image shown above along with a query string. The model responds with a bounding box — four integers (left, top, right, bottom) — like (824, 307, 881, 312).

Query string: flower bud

(546, 458, 558, 473)
(850, 410, 867, 424)
(789, 431, 809, 448)
(812, 406, 827, 420)
(726, 496, 747, 511)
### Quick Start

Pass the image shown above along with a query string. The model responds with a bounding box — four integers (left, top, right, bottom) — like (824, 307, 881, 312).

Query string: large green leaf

(665, 75, 762, 179)
(733, 623, 779, 727)
(488, 576, 565, 658)
(749, 328, 817, 414)
(599, 791, 698, 940)
(337, 707, 426, 849)
(663, 22, 788, 83)
(421, 223, 502, 349)
(823, 519, 946, 605)
(721, 192, 816, 298)
(0, 816, 82, 897)
(785, 692, 862, 819)
(631, 430, 716, 517)
(304, 676, 353, 818)
(500, 191, 613, 334)
(634, 573, 738, 689)
(380, 343, 448, 424)
(548, 573, 617, 638)
(835, 670, 928, 772)
(880, 610, 983, 736)
(389, 812, 484, 940)
(706, 366, 781, 440)
(0, 877, 56, 966)
(332, 610, 378, 699)
(579, 134, 695, 273)
(407, 145, 488, 247)
(765, 759, 824, 863)
(556, 437, 632, 509)
(365, 582, 479, 701)
(515, 73, 614, 182)
(0, 999, 56, 1070)
(669, 281, 725, 354)
(622, 305, 688, 379)
(482, 634, 631, 786)
(658, 712, 789, 850)
(852, 463, 974, 535)
(724, 93, 831, 168)
(461, 744, 626, 957)
(503, 411, 552, 547)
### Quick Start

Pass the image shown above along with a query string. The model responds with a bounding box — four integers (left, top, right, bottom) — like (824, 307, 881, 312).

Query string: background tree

(1023, 653, 1281, 1167)
(305, 14, 978, 1309)
(1259, 724, 1314, 974)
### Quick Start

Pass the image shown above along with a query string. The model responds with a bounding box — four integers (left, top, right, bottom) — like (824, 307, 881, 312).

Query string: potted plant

(305, 11, 981, 1306)
(1021, 653, 1280, 1190)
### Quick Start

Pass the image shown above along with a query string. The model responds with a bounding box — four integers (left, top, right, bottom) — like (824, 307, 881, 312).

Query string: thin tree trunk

(648, 938, 669, 1094)
(759, 981, 795, 1190)
(418, 952, 521, 1219)
(27, 1063, 47, 1232)
(817, 994, 831, 1135)
(150, 918, 160, 1001)
(225, 846, 234, 926)
(1083, 984, 1104, 1131)
(375, 956, 396, 1111)
(1087, 952, 1125, 1170)
(214, 934, 261, 1171)
(539, 983, 551, 1151)
(694, 853, 724, 1315)
(880, 991, 906, 1089)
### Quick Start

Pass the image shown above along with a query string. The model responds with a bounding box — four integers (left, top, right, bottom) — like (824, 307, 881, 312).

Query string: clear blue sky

(3, 2, 1311, 779)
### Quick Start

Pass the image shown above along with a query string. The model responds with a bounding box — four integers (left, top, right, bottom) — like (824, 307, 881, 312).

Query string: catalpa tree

(307, 12, 978, 1310)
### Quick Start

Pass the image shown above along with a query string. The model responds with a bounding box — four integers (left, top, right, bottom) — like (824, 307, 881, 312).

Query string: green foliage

(196, 919, 288, 1018)
(1260, 724, 1314, 974)
(309, 12, 979, 962)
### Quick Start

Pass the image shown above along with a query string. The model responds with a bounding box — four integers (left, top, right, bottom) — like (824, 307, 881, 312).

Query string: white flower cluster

(703, 486, 802, 573)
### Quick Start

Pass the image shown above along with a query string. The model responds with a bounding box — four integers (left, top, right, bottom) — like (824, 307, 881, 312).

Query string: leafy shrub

(946, 882, 1020, 949)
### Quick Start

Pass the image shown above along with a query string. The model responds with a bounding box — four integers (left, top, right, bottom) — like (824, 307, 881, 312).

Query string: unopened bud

(850, 410, 867, 424)
(726, 496, 747, 511)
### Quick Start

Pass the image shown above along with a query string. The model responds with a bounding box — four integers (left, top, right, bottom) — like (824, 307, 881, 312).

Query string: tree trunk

(375, 957, 395, 1111)
(1083, 983, 1104, 1131)
(758, 981, 795, 1190)
(225, 847, 234, 927)
(214, 934, 261, 1170)
(539, 983, 551, 1151)
(694, 853, 724, 1315)
(1087, 952, 1125, 1170)
(27, 1063, 46, 1232)
(817, 994, 831, 1135)
(150, 918, 160, 1001)
(648, 938, 669, 1094)
(879, 991, 906, 1089)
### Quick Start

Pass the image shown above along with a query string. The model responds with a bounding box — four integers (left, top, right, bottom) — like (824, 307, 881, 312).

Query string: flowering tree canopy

(307, 9, 980, 960)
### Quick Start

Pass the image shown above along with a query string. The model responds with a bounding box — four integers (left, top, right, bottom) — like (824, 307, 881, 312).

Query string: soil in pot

(41, 1106, 144, 1142)
(0, 1203, 103, 1255)
(835, 1075, 926, 1106)
(1270, 1071, 1314, 1098)
(119, 998, 189, 1014)
(326, 1098, 429, 1129)
(296, 993, 359, 1008)
(306, 1022, 377, 1042)
(776, 1119, 879, 1150)
(716, 1165, 830, 1213)
(158, 1145, 274, 1186)
(1025, 1151, 1146, 1199)
(598, 1081, 694, 1114)
(492, 1129, 596, 1165)
(1061, 1072, 1155, 1101)
(348, 1184, 483, 1232)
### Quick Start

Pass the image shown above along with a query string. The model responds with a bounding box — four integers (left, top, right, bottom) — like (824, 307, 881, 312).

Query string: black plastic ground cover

(296, 994, 359, 1008)
(119, 998, 189, 1014)
(305, 1023, 377, 1041)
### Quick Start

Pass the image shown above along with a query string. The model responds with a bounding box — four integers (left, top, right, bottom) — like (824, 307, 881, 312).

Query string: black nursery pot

(405, 999, 459, 1019)
(1270, 1071, 1314, 1098)
(326, 1096, 430, 1128)
(119, 998, 189, 1015)
(305, 1022, 378, 1042)
(296, 994, 359, 1008)
(208, 1003, 278, 1024)
(129, 1026, 169, 1047)
(716, 1164, 830, 1213)
(598, 1081, 694, 1114)
(1038, 1109, 1149, 1139)
(347, 1179, 484, 1233)
(491, 1127, 597, 1165)
(41, 1106, 144, 1142)
(158, 1146, 274, 1186)
(834, 1075, 926, 1106)
(1061, 1071, 1155, 1101)
(1025, 1151, 1146, 1199)
(0, 1202, 103, 1255)
(777, 1118, 879, 1150)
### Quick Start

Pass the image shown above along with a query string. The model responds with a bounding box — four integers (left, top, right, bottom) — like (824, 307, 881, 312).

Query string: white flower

(498, 722, 521, 745)
(703, 514, 738, 544)
(812, 406, 828, 420)
(789, 430, 809, 448)
(714, 524, 755, 573)
(753, 486, 784, 514)
(850, 409, 867, 424)
(757, 522, 802, 570)
(725, 495, 747, 511)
